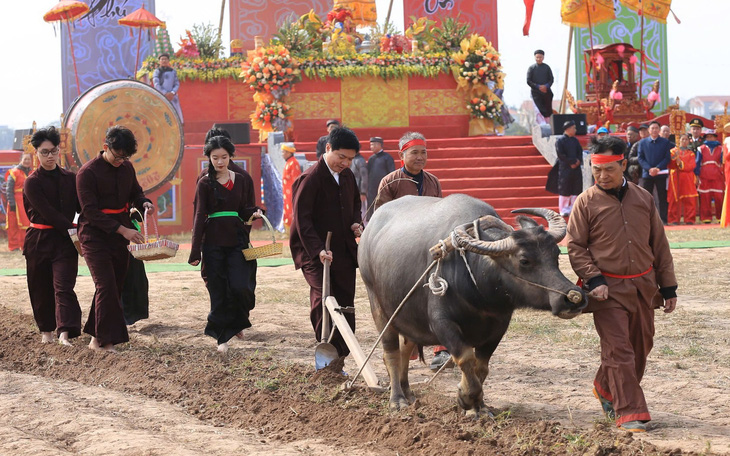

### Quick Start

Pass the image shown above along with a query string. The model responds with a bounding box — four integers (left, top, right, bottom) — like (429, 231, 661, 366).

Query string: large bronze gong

(64, 79, 184, 193)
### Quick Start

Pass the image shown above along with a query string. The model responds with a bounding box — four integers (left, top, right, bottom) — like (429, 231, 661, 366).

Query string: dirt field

(0, 228, 728, 455)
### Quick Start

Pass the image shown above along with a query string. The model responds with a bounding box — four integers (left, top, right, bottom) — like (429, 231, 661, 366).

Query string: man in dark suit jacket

(290, 126, 363, 357)
(316, 119, 341, 159)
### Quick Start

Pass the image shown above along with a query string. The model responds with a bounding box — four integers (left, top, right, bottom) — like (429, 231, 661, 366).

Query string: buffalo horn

(452, 215, 517, 256)
(511, 208, 567, 242)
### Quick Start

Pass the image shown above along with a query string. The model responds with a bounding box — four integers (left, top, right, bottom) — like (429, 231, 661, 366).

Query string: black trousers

(121, 255, 149, 325)
(300, 256, 356, 357)
(26, 241, 81, 337)
(83, 241, 130, 346)
(201, 244, 257, 344)
(640, 175, 668, 223)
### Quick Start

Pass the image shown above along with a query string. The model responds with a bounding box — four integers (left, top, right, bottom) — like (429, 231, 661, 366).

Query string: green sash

(208, 211, 242, 221)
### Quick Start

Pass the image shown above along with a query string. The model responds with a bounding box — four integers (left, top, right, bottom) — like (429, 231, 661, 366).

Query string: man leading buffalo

(567, 135, 677, 433)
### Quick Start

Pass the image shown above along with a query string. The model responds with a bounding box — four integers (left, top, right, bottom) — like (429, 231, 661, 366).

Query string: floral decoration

(301, 53, 450, 80)
(451, 34, 507, 134)
(451, 34, 502, 87)
(240, 45, 301, 98)
(137, 56, 244, 82)
(176, 30, 200, 58)
(133, 16, 510, 137)
(379, 34, 412, 54)
(467, 95, 503, 123)
(326, 7, 353, 27)
(404, 16, 436, 52)
(250, 100, 292, 134)
(240, 45, 299, 140)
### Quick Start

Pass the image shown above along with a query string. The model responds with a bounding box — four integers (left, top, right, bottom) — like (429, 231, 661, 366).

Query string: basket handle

(247, 213, 276, 243)
(145, 207, 159, 242)
(129, 207, 148, 242)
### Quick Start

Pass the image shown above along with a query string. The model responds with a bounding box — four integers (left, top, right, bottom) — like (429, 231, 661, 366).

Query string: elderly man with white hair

(373, 131, 451, 371)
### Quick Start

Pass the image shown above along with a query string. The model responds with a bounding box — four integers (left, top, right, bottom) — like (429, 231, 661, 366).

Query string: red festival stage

(178, 73, 471, 145)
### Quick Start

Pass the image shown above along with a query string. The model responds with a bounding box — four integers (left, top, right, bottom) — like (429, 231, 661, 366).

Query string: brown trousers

(592, 301, 654, 426)
(300, 257, 356, 358)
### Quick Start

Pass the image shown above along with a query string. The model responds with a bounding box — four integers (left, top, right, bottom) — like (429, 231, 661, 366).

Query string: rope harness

(495, 264, 584, 304)
(345, 217, 582, 390)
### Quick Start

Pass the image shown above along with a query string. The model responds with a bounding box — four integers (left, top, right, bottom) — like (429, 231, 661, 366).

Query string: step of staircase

(429, 164, 552, 179)
(438, 175, 548, 188)
(292, 135, 559, 226)
(441, 186, 550, 199)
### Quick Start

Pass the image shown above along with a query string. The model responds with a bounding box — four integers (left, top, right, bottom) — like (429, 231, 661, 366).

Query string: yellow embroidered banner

(341, 76, 408, 128)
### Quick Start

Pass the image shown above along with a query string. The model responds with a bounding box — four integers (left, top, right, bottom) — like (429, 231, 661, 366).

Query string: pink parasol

(44, 0, 89, 96)
(118, 5, 165, 76)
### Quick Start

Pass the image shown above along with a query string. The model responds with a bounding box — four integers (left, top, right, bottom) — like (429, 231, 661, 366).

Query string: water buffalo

(358, 194, 586, 415)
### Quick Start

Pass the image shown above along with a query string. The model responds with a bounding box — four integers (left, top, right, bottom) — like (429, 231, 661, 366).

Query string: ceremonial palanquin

(565, 43, 662, 128)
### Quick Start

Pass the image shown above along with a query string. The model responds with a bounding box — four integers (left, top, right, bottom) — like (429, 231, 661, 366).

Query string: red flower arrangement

(326, 7, 352, 25)
(250, 100, 292, 132)
(467, 96, 502, 123)
(380, 34, 412, 54)
(241, 45, 300, 94)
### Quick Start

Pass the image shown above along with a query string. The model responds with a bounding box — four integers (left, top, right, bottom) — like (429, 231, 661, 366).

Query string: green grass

(664, 227, 730, 243)
(254, 378, 281, 391)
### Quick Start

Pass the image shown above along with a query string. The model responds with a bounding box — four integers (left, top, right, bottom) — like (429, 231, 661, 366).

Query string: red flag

(523, 0, 536, 36)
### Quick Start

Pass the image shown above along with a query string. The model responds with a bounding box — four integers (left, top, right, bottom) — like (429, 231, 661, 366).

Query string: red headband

(400, 139, 426, 153)
(591, 154, 624, 165)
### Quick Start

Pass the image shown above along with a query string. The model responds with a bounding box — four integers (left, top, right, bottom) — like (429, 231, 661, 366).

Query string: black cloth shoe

(593, 387, 615, 420)
(429, 350, 454, 372)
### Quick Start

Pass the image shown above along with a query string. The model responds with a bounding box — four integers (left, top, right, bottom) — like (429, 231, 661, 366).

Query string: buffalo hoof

(457, 386, 483, 412)
(403, 388, 416, 405)
(389, 396, 411, 411)
(463, 403, 493, 419)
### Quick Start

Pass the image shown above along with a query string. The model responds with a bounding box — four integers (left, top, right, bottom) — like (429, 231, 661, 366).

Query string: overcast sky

(1, 0, 728, 130)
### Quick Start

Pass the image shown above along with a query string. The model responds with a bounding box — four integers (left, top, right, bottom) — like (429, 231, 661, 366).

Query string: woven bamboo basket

(127, 208, 179, 261)
(242, 214, 282, 260)
(68, 228, 82, 256)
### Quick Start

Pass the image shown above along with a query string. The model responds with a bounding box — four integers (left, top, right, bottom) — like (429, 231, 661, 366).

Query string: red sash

(101, 203, 129, 214)
(29, 223, 53, 229)
(602, 265, 653, 279)
(577, 265, 653, 288)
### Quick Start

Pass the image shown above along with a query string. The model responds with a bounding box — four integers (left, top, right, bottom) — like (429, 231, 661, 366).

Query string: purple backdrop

(61, 0, 157, 111)
(230, 0, 332, 51)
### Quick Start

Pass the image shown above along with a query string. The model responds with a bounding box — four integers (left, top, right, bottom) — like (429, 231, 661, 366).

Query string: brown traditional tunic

(290, 156, 362, 357)
(77, 152, 151, 346)
(371, 165, 448, 354)
(566, 181, 677, 427)
(23, 165, 82, 337)
(374, 168, 442, 211)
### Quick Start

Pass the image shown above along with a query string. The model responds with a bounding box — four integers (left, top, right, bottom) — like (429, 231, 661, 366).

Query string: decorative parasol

(118, 5, 165, 76)
(560, 0, 615, 28)
(620, 0, 672, 23)
(44, 0, 89, 96)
